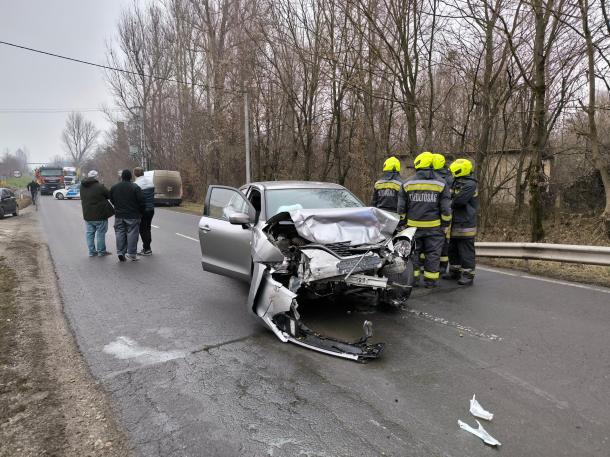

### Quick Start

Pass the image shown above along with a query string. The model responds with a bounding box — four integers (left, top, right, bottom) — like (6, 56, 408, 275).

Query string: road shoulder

(0, 208, 132, 457)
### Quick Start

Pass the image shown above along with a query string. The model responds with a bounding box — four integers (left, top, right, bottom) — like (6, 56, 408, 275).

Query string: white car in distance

(53, 183, 81, 200)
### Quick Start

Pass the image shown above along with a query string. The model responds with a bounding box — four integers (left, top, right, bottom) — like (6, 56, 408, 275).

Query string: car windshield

(266, 188, 363, 218)
(40, 169, 63, 176)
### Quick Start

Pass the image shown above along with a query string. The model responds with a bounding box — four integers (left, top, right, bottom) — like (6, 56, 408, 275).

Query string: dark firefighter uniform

(432, 153, 454, 274)
(371, 156, 403, 213)
(448, 159, 479, 285)
(398, 152, 452, 287)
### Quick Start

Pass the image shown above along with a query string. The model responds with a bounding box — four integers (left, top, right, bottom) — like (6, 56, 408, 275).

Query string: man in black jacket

(133, 167, 155, 255)
(110, 169, 145, 261)
(80, 170, 115, 257)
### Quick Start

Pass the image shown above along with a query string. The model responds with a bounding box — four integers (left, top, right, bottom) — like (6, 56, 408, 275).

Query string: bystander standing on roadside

(133, 167, 155, 256)
(79, 170, 114, 257)
(110, 169, 145, 262)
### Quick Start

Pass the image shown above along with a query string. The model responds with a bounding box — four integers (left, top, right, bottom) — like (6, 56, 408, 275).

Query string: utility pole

(244, 91, 251, 184)
(139, 105, 146, 170)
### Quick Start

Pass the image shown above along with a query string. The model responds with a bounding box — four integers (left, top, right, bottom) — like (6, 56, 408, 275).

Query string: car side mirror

(229, 212, 253, 227)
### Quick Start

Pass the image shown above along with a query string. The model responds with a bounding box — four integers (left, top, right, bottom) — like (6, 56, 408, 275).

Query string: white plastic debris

(458, 420, 501, 447)
(470, 394, 494, 421)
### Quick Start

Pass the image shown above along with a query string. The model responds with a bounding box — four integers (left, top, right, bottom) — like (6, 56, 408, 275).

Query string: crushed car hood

(275, 207, 400, 246)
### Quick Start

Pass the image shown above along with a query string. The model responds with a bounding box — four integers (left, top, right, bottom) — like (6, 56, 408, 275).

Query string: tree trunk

(579, 0, 610, 239)
(528, 2, 547, 241)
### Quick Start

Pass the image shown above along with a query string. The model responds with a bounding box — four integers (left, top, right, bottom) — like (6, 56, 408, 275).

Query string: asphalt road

(36, 195, 610, 456)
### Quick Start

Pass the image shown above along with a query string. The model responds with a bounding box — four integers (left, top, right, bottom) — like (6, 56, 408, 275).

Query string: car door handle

(200, 225, 211, 232)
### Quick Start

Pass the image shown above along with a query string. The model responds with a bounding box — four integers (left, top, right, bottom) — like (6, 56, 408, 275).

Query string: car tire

(12, 206, 18, 217)
(0, 207, 4, 219)
(56, 193, 64, 200)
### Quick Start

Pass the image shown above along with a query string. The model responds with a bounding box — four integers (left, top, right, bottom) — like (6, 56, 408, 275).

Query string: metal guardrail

(475, 242, 610, 267)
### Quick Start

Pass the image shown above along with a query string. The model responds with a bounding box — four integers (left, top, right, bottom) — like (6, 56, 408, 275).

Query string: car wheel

(0, 207, 4, 219)
(56, 193, 64, 200)
(12, 206, 18, 217)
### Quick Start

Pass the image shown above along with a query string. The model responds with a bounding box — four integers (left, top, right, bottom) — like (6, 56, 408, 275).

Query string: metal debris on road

(470, 394, 494, 421)
(458, 419, 501, 447)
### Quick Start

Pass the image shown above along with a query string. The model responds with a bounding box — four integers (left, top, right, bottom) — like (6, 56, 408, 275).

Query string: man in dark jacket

(27, 179, 40, 203)
(447, 159, 479, 285)
(80, 170, 115, 257)
(110, 169, 145, 262)
(398, 152, 452, 288)
(133, 167, 155, 255)
(371, 156, 403, 213)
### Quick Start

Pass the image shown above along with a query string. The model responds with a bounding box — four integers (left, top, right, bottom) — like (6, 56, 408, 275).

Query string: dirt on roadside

(0, 209, 132, 457)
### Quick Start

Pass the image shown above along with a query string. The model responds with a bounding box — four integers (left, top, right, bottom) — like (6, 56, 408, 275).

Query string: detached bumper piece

(271, 313, 385, 362)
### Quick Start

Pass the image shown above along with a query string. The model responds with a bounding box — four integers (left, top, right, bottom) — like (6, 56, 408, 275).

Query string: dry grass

(18, 196, 32, 209)
(480, 207, 610, 288)
(481, 258, 610, 288)
(165, 200, 203, 215)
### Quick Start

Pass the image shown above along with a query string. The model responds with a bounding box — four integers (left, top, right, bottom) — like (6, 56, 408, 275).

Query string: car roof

(251, 181, 347, 190)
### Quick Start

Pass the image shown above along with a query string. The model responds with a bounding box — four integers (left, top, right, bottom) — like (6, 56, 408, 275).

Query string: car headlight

(393, 239, 412, 257)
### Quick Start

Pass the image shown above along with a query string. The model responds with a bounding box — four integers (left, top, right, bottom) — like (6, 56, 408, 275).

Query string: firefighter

(371, 156, 403, 213)
(447, 158, 479, 285)
(398, 152, 452, 288)
(432, 153, 453, 275)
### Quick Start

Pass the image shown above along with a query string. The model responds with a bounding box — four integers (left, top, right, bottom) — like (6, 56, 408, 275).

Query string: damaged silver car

(198, 182, 415, 361)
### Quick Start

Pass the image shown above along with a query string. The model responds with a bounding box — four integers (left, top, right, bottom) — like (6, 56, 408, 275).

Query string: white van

(144, 170, 183, 206)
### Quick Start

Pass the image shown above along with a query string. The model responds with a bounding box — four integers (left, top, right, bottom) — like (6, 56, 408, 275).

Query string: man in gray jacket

(134, 167, 155, 256)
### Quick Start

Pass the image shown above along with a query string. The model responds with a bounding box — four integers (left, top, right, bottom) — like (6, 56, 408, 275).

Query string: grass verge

(480, 258, 610, 288)
(165, 200, 203, 215)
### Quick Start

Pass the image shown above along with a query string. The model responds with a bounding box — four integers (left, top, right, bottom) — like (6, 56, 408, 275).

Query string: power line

(0, 39, 229, 91)
(0, 108, 120, 114)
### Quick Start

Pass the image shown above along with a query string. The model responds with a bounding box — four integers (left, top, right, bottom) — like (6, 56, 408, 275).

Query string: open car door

(198, 185, 255, 281)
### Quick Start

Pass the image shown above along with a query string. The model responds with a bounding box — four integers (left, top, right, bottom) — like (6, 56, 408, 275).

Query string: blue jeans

(114, 217, 140, 255)
(85, 220, 108, 256)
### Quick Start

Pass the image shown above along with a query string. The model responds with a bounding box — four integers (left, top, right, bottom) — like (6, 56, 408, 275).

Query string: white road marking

(478, 266, 610, 295)
(151, 224, 159, 229)
(404, 309, 502, 341)
(176, 232, 198, 242)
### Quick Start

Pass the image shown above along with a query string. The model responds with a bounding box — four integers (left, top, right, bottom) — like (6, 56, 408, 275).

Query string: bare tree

(61, 112, 99, 169)
(577, 0, 610, 237)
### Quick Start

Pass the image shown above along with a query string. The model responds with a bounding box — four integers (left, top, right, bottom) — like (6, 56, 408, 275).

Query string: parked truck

(35, 166, 64, 195)
(63, 166, 78, 186)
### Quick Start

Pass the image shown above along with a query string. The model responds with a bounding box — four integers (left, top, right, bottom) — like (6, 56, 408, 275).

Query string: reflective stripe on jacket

(398, 168, 452, 229)
(370, 171, 403, 212)
(450, 175, 478, 237)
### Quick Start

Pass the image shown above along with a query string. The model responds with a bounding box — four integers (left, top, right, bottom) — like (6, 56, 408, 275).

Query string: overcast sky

(0, 0, 133, 165)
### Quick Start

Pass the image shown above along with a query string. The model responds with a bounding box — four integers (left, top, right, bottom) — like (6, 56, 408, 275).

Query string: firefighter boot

(424, 279, 438, 289)
(412, 274, 421, 288)
(458, 269, 475, 286)
(443, 265, 461, 280)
